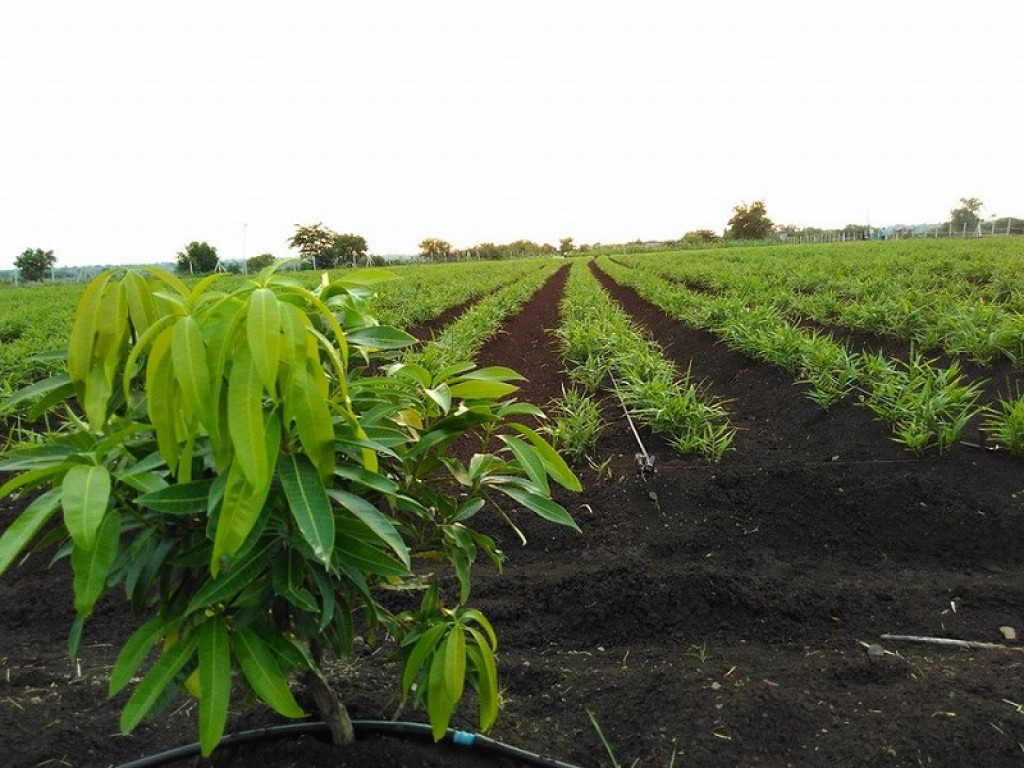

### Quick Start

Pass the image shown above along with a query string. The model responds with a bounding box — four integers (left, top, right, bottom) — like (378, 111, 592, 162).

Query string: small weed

(688, 640, 710, 664)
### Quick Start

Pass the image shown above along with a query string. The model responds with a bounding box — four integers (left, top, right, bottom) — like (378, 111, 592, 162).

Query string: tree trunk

(306, 671, 356, 745)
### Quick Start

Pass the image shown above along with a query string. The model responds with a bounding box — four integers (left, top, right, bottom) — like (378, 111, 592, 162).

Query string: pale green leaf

(109, 616, 167, 696)
(495, 484, 581, 532)
(71, 509, 121, 617)
(62, 465, 112, 551)
(510, 423, 583, 491)
(172, 315, 212, 430)
(247, 288, 281, 394)
(227, 347, 267, 487)
(327, 488, 409, 567)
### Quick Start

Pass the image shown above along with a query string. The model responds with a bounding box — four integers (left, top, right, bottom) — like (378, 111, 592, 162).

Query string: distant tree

(419, 238, 452, 262)
(175, 242, 219, 275)
(289, 223, 337, 268)
(681, 230, 720, 245)
(324, 233, 369, 268)
(558, 237, 575, 255)
(246, 253, 276, 272)
(14, 248, 56, 282)
(950, 197, 983, 232)
(726, 201, 774, 240)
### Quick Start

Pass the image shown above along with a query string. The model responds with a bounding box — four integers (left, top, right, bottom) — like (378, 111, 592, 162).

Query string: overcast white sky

(1, 1, 1021, 268)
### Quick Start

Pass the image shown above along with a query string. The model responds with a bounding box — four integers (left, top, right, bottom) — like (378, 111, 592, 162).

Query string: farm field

(2, 242, 1024, 767)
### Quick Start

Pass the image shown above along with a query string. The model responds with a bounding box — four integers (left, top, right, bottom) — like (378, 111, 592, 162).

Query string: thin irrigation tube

(608, 372, 654, 471)
(115, 720, 587, 768)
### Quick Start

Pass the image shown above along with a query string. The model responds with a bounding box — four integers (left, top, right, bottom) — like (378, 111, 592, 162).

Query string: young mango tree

(0, 263, 581, 755)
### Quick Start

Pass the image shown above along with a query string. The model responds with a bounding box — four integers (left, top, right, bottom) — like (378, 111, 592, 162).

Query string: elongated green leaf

(466, 636, 499, 732)
(401, 622, 448, 694)
(2, 373, 72, 413)
(172, 315, 213, 430)
(146, 326, 181, 473)
(0, 487, 61, 577)
(509, 423, 583, 491)
(109, 616, 167, 695)
(211, 468, 260, 568)
(495, 484, 580, 532)
(427, 646, 456, 741)
(71, 510, 121, 617)
(227, 347, 267, 487)
(498, 435, 549, 495)
(197, 619, 232, 756)
(457, 366, 524, 382)
(62, 465, 111, 551)
(67, 271, 113, 387)
(188, 540, 275, 615)
(443, 622, 466, 703)
(283, 366, 335, 479)
(232, 628, 305, 718)
(136, 480, 213, 515)
(278, 453, 333, 567)
(346, 325, 416, 351)
(248, 288, 281, 394)
(121, 634, 198, 734)
(448, 380, 518, 400)
(122, 270, 159, 338)
(334, 518, 409, 578)
(333, 464, 398, 495)
(328, 489, 409, 567)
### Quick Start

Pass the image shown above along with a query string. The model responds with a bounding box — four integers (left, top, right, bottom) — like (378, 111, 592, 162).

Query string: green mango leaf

(109, 616, 168, 696)
(0, 487, 61, 578)
(400, 622, 448, 694)
(328, 489, 409, 567)
(427, 646, 456, 741)
(71, 510, 121, 617)
(278, 453, 334, 567)
(466, 630, 498, 732)
(497, 435, 549, 494)
(283, 366, 335, 480)
(121, 633, 198, 734)
(136, 480, 213, 515)
(333, 464, 399, 495)
(247, 288, 282, 394)
(189, 540, 276, 615)
(197, 618, 232, 756)
(456, 366, 524, 382)
(67, 271, 113, 388)
(62, 465, 112, 551)
(146, 327, 181, 473)
(232, 628, 305, 718)
(346, 325, 417, 351)
(227, 348, 268, 488)
(172, 315, 213, 431)
(448, 380, 519, 401)
(509, 423, 583, 491)
(495, 484, 580, 532)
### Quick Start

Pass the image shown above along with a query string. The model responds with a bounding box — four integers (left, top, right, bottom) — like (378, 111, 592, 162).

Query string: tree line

(10, 198, 1021, 282)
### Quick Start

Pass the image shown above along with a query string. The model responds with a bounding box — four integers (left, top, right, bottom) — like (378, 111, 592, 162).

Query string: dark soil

(3, 263, 1024, 768)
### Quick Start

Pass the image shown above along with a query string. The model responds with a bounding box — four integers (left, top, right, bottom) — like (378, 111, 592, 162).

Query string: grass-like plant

(0, 263, 581, 756)
(544, 386, 606, 463)
(984, 393, 1024, 456)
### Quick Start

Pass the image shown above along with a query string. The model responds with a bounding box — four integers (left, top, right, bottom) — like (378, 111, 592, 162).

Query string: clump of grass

(545, 386, 606, 463)
(985, 393, 1024, 456)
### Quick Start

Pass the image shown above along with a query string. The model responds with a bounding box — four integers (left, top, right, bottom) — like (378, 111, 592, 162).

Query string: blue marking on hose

(452, 730, 476, 747)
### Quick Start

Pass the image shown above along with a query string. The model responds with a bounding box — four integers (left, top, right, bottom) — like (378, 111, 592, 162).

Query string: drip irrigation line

(115, 720, 586, 768)
(608, 372, 655, 475)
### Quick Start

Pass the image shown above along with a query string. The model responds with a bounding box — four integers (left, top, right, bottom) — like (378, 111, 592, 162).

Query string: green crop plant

(859, 351, 986, 454)
(0, 263, 580, 756)
(984, 393, 1024, 456)
(544, 386, 606, 463)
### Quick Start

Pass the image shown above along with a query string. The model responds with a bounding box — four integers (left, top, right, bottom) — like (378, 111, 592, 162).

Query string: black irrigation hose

(116, 720, 587, 768)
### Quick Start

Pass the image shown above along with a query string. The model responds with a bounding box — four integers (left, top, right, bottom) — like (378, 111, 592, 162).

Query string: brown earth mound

(2, 263, 1023, 767)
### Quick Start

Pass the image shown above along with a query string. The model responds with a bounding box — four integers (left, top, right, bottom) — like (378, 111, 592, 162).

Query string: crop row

(618, 239, 1024, 365)
(554, 262, 734, 462)
(597, 257, 996, 455)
